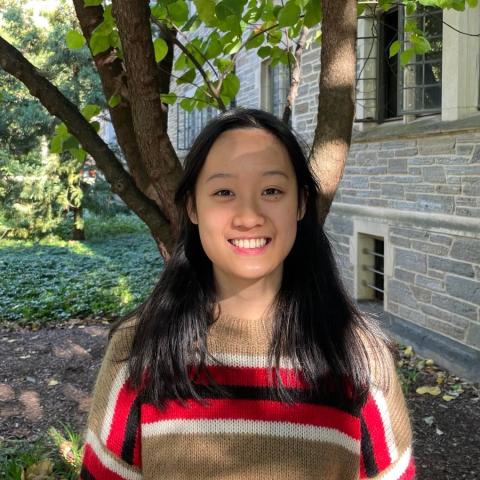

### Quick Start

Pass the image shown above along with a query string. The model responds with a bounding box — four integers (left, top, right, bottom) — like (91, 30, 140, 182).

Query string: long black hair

(110, 108, 392, 411)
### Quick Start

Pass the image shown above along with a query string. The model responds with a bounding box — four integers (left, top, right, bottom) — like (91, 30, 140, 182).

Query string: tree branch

(112, 0, 183, 235)
(0, 34, 173, 253)
(311, 0, 357, 224)
(283, 26, 309, 125)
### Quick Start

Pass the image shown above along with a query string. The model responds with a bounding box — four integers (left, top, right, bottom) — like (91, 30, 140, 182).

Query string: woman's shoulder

(104, 313, 140, 363)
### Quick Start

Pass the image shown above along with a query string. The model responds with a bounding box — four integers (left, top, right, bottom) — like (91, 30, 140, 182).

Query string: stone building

(168, 4, 480, 380)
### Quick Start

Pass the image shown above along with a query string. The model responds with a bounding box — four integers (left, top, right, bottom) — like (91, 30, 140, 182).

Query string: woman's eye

(263, 188, 282, 196)
(214, 189, 233, 197)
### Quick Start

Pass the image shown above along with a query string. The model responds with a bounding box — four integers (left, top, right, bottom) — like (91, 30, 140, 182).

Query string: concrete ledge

(383, 312, 480, 383)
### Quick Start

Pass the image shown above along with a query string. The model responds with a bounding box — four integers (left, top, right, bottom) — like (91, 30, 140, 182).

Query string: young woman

(80, 108, 415, 479)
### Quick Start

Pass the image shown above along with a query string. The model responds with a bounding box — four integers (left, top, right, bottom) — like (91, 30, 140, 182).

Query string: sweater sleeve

(79, 319, 143, 480)
(359, 346, 416, 479)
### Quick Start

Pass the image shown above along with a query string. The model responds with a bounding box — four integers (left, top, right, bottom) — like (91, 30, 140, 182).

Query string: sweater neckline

(210, 310, 275, 338)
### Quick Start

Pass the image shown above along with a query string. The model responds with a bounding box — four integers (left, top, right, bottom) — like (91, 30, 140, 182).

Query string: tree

(0, 0, 476, 258)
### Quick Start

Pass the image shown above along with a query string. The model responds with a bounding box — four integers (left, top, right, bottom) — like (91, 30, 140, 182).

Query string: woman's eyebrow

(206, 170, 289, 183)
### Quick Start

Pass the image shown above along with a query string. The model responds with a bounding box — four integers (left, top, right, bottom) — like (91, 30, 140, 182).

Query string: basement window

(358, 234, 385, 303)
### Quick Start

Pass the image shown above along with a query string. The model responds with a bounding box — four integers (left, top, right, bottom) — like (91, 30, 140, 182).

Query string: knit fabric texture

(80, 313, 416, 480)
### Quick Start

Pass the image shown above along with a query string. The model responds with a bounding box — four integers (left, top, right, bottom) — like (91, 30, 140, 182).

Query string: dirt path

(0, 319, 479, 479)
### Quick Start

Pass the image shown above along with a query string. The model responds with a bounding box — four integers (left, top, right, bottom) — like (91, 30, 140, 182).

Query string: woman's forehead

(202, 128, 293, 175)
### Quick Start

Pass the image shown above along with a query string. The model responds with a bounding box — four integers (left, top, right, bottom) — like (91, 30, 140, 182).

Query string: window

(358, 234, 385, 303)
(177, 105, 216, 150)
(400, 6, 442, 115)
(261, 60, 290, 120)
(355, 5, 442, 122)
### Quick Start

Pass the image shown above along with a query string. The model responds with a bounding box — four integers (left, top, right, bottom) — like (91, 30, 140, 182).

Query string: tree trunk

(311, 0, 357, 224)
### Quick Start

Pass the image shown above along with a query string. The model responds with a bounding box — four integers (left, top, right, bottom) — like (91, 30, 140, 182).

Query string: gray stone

(445, 275, 480, 306)
(295, 103, 309, 114)
(411, 286, 432, 303)
(428, 256, 474, 278)
(408, 167, 422, 175)
(387, 158, 408, 173)
(418, 138, 456, 155)
(369, 199, 389, 207)
(416, 274, 444, 291)
(398, 305, 426, 325)
(355, 153, 381, 166)
(423, 166, 446, 183)
(395, 148, 418, 158)
(409, 156, 435, 165)
(432, 293, 477, 320)
(390, 227, 429, 240)
(404, 185, 435, 193)
(381, 183, 404, 198)
(420, 303, 454, 322)
(410, 241, 449, 256)
(387, 300, 399, 314)
(390, 235, 410, 248)
(350, 176, 370, 188)
(435, 155, 471, 165)
(328, 215, 353, 235)
(388, 279, 418, 308)
(395, 248, 427, 273)
(466, 323, 480, 348)
(424, 316, 466, 341)
(394, 268, 415, 283)
(471, 145, 480, 163)
(455, 145, 474, 155)
(450, 239, 480, 264)
(381, 140, 417, 150)
(430, 233, 453, 246)
(435, 185, 461, 195)
(446, 165, 480, 175)
(428, 269, 445, 280)
(404, 193, 455, 214)
(377, 150, 396, 159)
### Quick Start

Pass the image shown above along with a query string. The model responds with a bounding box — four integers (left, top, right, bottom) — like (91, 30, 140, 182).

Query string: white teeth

(231, 238, 268, 249)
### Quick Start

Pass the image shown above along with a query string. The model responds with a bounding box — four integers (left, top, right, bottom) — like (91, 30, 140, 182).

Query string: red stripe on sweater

(106, 383, 138, 457)
(141, 398, 361, 439)
(361, 394, 391, 471)
(81, 443, 131, 480)
(190, 365, 310, 389)
(359, 450, 368, 478)
(399, 455, 416, 480)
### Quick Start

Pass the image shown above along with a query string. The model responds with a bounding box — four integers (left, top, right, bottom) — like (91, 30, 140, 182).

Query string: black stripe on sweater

(360, 414, 379, 477)
(159, 384, 360, 416)
(80, 465, 96, 480)
(121, 395, 142, 465)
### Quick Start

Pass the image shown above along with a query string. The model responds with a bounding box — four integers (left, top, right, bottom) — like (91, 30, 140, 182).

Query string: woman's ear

(297, 186, 308, 221)
(186, 194, 198, 224)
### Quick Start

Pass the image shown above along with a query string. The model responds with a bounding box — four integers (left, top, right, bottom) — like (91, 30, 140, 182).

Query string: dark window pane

(424, 85, 442, 109)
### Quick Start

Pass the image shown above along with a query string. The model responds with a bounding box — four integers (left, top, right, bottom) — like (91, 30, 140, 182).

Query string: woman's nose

(232, 199, 265, 228)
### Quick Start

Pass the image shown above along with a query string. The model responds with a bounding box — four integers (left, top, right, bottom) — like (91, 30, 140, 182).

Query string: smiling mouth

(227, 238, 272, 249)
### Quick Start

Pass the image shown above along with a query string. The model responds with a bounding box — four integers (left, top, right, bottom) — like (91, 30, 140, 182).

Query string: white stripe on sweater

(142, 419, 360, 455)
(372, 388, 399, 462)
(86, 429, 142, 480)
(101, 363, 129, 444)
(378, 447, 412, 480)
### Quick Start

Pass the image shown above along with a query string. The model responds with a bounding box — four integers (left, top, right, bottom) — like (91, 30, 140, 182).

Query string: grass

(0, 214, 163, 327)
(0, 424, 83, 480)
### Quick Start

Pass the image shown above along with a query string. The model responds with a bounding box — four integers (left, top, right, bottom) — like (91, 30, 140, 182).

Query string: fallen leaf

(442, 395, 455, 401)
(436, 373, 446, 385)
(24, 458, 53, 479)
(416, 385, 441, 396)
(423, 416, 434, 426)
(436, 427, 444, 435)
(425, 359, 435, 366)
(403, 346, 413, 357)
(48, 379, 59, 386)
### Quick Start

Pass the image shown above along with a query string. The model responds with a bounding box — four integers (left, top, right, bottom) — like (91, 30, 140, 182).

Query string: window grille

(269, 63, 290, 120)
(360, 237, 384, 302)
(399, 6, 442, 115)
(177, 104, 216, 151)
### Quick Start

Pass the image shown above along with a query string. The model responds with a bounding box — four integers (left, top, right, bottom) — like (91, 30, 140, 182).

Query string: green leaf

(69, 148, 87, 162)
(245, 31, 264, 49)
(63, 135, 80, 150)
(81, 104, 101, 121)
(267, 29, 282, 45)
(177, 68, 196, 84)
(65, 30, 86, 49)
(411, 34, 431, 54)
(108, 95, 121, 108)
(215, 0, 245, 20)
(84, 0, 103, 6)
(304, 0, 322, 28)
(54, 123, 69, 137)
(90, 32, 110, 55)
(160, 92, 177, 104)
(466, 0, 478, 7)
(221, 73, 240, 98)
(223, 34, 242, 54)
(277, 1, 300, 27)
(214, 57, 234, 73)
(167, 0, 189, 24)
(151, 4, 168, 19)
(174, 52, 188, 71)
(205, 32, 223, 58)
(153, 38, 168, 62)
(49, 135, 63, 154)
(193, 0, 216, 24)
(389, 39, 400, 58)
(400, 48, 414, 66)
(91, 121, 101, 132)
(180, 97, 196, 111)
(257, 45, 272, 58)
(405, 1, 417, 15)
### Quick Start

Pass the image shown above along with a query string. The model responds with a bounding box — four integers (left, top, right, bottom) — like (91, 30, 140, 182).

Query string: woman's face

(188, 128, 305, 292)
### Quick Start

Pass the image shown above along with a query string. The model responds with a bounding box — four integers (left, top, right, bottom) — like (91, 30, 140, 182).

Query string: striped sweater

(80, 313, 416, 480)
